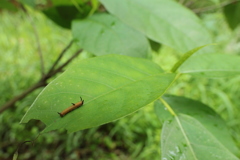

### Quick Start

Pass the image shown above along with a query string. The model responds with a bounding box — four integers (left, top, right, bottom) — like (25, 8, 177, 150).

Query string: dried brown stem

(0, 80, 46, 113)
(0, 4, 84, 114)
(48, 40, 74, 74)
(21, 4, 45, 76)
(193, 0, 240, 13)
(49, 49, 83, 76)
(0, 48, 83, 114)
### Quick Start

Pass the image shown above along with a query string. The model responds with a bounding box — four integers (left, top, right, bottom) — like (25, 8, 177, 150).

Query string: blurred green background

(1, 3, 240, 160)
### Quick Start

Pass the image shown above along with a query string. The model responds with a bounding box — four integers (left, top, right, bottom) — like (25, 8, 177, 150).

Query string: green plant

(1, 0, 240, 159)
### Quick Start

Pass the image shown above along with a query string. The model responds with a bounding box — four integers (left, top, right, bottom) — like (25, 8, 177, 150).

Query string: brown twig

(185, 0, 195, 8)
(0, 48, 83, 114)
(32, 20, 45, 76)
(13, 134, 41, 159)
(193, 0, 240, 13)
(20, 4, 45, 76)
(48, 49, 83, 76)
(48, 40, 74, 74)
(0, 80, 46, 113)
(178, 0, 187, 4)
(0, 3, 84, 114)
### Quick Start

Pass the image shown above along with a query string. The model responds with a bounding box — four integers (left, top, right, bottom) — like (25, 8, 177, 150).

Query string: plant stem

(0, 49, 83, 114)
(193, 0, 240, 13)
(48, 40, 74, 74)
(159, 98, 177, 116)
(21, 4, 45, 76)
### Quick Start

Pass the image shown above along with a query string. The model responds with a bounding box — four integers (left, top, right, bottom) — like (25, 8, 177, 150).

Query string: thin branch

(32, 20, 45, 76)
(179, 0, 187, 4)
(0, 4, 84, 114)
(185, 0, 195, 8)
(193, 0, 240, 14)
(20, 4, 45, 76)
(0, 80, 46, 113)
(49, 49, 83, 76)
(13, 133, 41, 159)
(0, 47, 83, 114)
(48, 40, 74, 74)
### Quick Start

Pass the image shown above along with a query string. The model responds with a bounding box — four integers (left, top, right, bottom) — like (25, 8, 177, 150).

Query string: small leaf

(223, 1, 240, 30)
(155, 95, 239, 159)
(72, 13, 150, 57)
(178, 54, 240, 77)
(21, 55, 175, 133)
(171, 44, 212, 73)
(99, 0, 213, 53)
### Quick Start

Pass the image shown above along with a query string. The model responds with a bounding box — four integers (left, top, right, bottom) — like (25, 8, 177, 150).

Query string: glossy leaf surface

(21, 55, 175, 133)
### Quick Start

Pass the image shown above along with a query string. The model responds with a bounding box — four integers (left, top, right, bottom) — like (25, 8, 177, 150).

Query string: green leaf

(223, 1, 240, 30)
(154, 95, 239, 159)
(99, 0, 213, 53)
(21, 55, 175, 133)
(72, 13, 150, 57)
(178, 54, 240, 77)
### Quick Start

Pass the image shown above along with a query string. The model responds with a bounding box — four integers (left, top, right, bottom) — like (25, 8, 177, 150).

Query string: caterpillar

(57, 97, 84, 117)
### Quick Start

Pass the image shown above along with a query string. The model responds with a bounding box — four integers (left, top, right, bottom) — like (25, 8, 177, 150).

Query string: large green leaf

(72, 13, 150, 57)
(21, 55, 175, 133)
(178, 54, 240, 77)
(154, 95, 239, 159)
(99, 0, 213, 53)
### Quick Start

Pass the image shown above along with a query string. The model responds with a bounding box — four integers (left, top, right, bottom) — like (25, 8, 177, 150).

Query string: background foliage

(1, 0, 240, 159)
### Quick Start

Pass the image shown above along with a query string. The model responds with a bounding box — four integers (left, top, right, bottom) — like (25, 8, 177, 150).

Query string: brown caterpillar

(57, 97, 84, 117)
